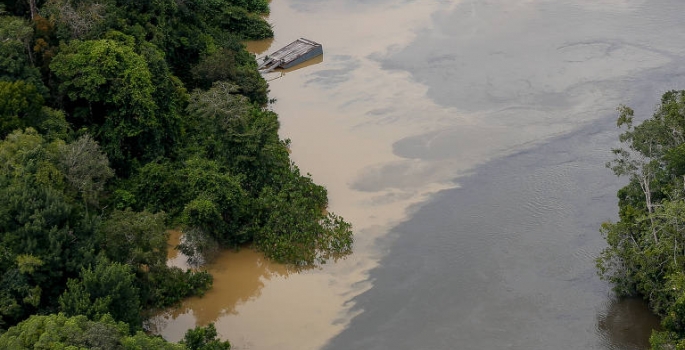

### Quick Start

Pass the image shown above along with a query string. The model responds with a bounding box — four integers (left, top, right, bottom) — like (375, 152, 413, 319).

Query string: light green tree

(0, 313, 185, 350)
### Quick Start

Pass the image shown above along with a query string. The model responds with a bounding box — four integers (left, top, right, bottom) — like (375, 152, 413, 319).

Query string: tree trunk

(28, 0, 37, 20)
(640, 170, 658, 243)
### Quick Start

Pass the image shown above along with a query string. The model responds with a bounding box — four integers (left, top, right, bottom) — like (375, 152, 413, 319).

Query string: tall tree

(599, 91, 685, 349)
(50, 37, 159, 172)
(0, 15, 40, 84)
(0, 80, 44, 138)
(97, 209, 167, 268)
(58, 134, 114, 214)
(0, 129, 98, 326)
(59, 259, 141, 328)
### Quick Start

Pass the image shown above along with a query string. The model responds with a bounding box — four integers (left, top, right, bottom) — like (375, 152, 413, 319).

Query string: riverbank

(324, 114, 661, 350)
(153, 1, 685, 349)
(151, 1, 465, 348)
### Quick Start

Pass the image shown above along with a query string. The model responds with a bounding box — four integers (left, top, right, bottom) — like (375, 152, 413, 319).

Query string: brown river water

(148, 1, 685, 349)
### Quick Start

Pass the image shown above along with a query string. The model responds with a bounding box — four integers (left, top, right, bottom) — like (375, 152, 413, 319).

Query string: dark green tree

(185, 82, 288, 192)
(0, 80, 44, 137)
(50, 37, 160, 172)
(97, 209, 167, 268)
(57, 134, 114, 215)
(181, 323, 230, 350)
(599, 91, 685, 348)
(191, 47, 268, 104)
(59, 258, 142, 328)
(0, 129, 97, 326)
(0, 15, 42, 85)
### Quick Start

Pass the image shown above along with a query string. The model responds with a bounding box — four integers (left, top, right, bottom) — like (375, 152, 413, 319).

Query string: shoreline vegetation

(599, 90, 685, 349)
(0, 0, 352, 348)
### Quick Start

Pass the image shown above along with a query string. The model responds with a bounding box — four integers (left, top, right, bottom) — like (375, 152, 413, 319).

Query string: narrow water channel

(151, 1, 685, 349)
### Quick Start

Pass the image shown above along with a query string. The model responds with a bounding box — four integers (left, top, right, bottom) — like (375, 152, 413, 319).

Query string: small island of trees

(0, 0, 353, 348)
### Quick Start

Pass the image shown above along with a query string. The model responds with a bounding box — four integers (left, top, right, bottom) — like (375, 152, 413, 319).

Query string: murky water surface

(151, 0, 685, 348)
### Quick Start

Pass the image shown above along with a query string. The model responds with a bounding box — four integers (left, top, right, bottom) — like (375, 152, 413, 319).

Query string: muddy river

(149, 0, 685, 349)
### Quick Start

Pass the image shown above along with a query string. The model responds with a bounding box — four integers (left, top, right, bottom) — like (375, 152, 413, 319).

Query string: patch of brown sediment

(245, 37, 274, 55)
(148, 249, 292, 339)
(597, 298, 662, 350)
(166, 230, 190, 270)
(153, 1, 476, 349)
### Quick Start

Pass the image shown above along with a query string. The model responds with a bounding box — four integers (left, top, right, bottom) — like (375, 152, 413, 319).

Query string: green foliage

(180, 158, 248, 242)
(183, 196, 224, 235)
(129, 157, 249, 244)
(599, 91, 685, 348)
(126, 160, 184, 214)
(217, 6, 273, 40)
(141, 267, 212, 308)
(253, 168, 353, 265)
(0, 313, 184, 350)
(185, 82, 288, 190)
(51, 38, 154, 106)
(15, 254, 43, 275)
(0, 266, 38, 327)
(181, 323, 230, 350)
(112, 189, 137, 210)
(135, 41, 187, 159)
(57, 134, 114, 212)
(191, 47, 268, 104)
(225, 0, 269, 14)
(50, 37, 163, 172)
(175, 0, 271, 39)
(41, 0, 109, 41)
(105, 0, 271, 83)
(59, 258, 142, 328)
(0, 15, 43, 86)
(0, 80, 44, 138)
(0, 0, 355, 344)
(38, 107, 70, 141)
(0, 129, 99, 326)
(45, 31, 186, 173)
(650, 330, 685, 350)
(97, 209, 168, 267)
(122, 331, 186, 350)
(0, 82, 69, 140)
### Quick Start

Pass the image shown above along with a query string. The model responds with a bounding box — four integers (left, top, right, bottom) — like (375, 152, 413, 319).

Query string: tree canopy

(598, 90, 685, 349)
(0, 0, 352, 345)
(0, 313, 228, 350)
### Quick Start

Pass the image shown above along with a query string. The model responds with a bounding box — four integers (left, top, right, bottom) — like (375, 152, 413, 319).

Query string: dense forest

(0, 0, 352, 348)
(598, 91, 685, 349)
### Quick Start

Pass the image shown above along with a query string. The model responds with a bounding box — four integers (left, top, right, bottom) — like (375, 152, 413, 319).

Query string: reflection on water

(166, 230, 190, 270)
(597, 298, 661, 350)
(245, 37, 275, 55)
(260, 54, 324, 82)
(148, 246, 293, 340)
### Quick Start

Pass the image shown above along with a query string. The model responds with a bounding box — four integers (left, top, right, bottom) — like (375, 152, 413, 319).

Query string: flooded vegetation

(153, 1, 685, 349)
